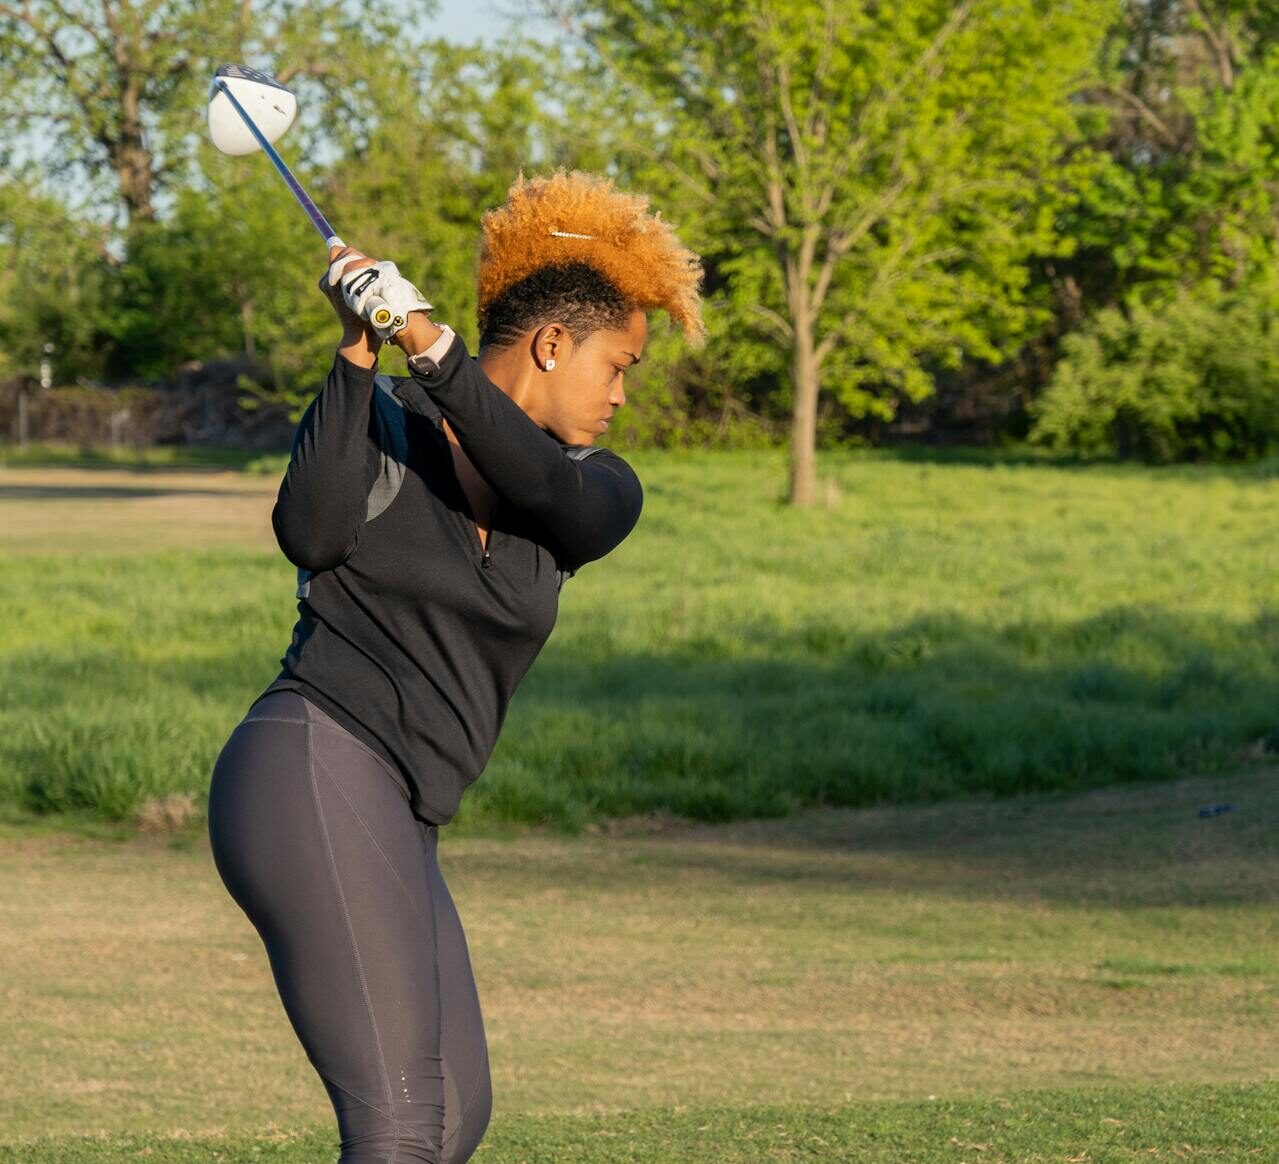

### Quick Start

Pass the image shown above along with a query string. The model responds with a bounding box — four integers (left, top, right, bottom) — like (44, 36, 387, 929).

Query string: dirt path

(0, 465, 279, 554)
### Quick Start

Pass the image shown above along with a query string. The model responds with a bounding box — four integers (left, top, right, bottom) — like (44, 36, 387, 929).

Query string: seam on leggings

(305, 720, 407, 1159)
(443, 1043, 489, 1151)
(324, 1071, 397, 1120)
(312, 751, 449, 1156)
(243, 712, 410, 800)
(311, 747, 436, 938)
(311, 721, 411, 803)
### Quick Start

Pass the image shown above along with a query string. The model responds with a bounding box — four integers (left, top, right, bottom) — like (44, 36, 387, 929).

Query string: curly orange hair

(477, 169, 706, 345)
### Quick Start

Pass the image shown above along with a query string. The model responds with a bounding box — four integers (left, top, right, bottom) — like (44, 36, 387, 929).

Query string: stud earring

(545, 359, 556, 371)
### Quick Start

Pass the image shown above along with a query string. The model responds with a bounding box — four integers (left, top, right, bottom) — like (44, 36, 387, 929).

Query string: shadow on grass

(489, 603, 1279, 818)
(0, 483, 246, 500)
(0, 442, 284, 473)
(5, 603, 1279, 906)
(602, 767, 1279, 910)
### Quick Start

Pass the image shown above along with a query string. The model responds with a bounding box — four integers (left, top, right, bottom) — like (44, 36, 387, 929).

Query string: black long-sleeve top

(255, 333, 643, 825)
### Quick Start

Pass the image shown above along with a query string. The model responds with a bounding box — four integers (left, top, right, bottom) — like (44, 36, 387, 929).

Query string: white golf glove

(329, 255, 435, 341)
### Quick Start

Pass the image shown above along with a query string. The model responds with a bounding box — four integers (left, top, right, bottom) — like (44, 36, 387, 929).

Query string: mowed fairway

(1, 766, 1276, 1160)
(0, 449, 1277, 1160)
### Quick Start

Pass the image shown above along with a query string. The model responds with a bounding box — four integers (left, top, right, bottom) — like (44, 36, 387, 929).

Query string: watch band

(406, 323, 456, 375)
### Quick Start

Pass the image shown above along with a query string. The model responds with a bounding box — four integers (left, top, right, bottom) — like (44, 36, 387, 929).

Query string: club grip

(365, 296, 394, 329)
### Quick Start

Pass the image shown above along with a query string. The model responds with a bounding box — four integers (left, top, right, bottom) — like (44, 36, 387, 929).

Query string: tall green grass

(4, 449, 1279, 831)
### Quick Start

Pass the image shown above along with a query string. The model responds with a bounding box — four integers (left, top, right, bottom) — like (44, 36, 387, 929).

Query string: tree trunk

(109, 82, 155, 222)
(116, 142, 155, 222)
(787, 303, 819, 507)
(242, 299, 256, 358)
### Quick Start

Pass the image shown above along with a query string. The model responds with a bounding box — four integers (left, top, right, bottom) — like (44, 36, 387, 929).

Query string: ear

(532, 322, 572, 371)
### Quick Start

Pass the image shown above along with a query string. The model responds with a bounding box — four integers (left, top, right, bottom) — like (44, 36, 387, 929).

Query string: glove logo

(346, 269, 380, 299)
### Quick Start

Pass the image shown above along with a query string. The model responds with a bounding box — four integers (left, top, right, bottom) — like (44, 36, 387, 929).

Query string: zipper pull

(481, 549, 492, 569)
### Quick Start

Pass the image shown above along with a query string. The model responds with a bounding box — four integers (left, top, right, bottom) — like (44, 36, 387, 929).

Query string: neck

(477, 344, 545, 427)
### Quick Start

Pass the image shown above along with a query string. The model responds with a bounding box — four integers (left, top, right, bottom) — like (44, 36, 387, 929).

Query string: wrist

(339, 328, 380, 368)
(393, 313, 444, 357)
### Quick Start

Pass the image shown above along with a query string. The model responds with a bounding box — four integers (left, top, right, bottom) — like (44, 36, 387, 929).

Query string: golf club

(208, 64, 397, 331)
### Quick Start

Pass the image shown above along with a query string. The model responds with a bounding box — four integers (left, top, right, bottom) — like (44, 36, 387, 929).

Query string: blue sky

(437, 0, 502, 42)
(429, 0, 559, 44)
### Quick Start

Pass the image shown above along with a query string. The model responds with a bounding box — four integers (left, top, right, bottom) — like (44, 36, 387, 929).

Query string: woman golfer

(206, 169, 704, 1164)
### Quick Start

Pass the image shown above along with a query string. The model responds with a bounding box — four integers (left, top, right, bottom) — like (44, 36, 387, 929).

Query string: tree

(89, 35, 638, 407)
(1024, 5, 1279, 461)
(0, 176, 114, 381)
(0, 0, 435, 391)
(0, 0, 422, 227)
(547, 0, 1115, 503)
(1059, 0, 1279, 299)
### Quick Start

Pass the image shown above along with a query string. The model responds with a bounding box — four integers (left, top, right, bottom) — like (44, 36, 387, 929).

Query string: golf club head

(208, 64, 297, 155)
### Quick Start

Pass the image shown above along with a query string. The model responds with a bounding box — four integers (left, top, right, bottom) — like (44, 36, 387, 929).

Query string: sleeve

(392, 333, 643, 569)
(271, 352, 383, 572)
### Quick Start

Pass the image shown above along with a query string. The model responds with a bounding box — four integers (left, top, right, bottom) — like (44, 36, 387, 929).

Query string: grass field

(3, 445, 1279, 832)
(1, 765, 1274, 1159)
(0, 444, 1275, 1159)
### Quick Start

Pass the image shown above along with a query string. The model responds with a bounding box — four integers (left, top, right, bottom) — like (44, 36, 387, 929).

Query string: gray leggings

(207, 689, 492, 1163)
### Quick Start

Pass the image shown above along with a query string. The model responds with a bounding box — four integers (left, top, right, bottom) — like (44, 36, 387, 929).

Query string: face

(536, 309, 646, 445)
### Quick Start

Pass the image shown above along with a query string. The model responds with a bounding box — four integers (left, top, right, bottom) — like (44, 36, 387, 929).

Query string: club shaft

(213, 78, 338, 247)
(213, 75, 398, 331)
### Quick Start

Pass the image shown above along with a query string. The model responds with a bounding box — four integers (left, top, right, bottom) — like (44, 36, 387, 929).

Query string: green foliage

(1019, 11, 1279, 463)
(0, 179, 115, 381)
(1029, 273, 1279, 461)
(6, 452, 1279, 828)
(601, 312, 782, 449)
(111, 164, 338, 388)
(558, 0, 1113, 428)
(1080, 33, 1279, 294)
(11, 1, 1279, 457)
(0, 1, 423, 222)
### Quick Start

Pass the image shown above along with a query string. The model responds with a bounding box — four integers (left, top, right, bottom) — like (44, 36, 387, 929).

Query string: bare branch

(811, 164, 913, 308)
(613, 126, 718, 208)
(1183, 0, 1234, 90)
(749, 302, 794, 342)
(810, 0, 836, 149)
(814, 327, 841, 368)
(3, 105, 75, 123)
(1092, 81, 1180, 148)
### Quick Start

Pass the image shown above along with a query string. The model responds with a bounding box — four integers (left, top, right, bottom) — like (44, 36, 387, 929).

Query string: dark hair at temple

(478, 261, 634, 351)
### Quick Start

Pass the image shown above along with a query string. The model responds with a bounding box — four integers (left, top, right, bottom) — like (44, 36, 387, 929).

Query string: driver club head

(208, 64, 297, 156)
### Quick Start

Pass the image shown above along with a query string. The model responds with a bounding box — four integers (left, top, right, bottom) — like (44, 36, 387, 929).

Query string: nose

(609, 376, 626, 408)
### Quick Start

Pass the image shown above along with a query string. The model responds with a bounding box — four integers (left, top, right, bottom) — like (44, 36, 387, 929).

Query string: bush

(1029, 274, 1279, 462)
